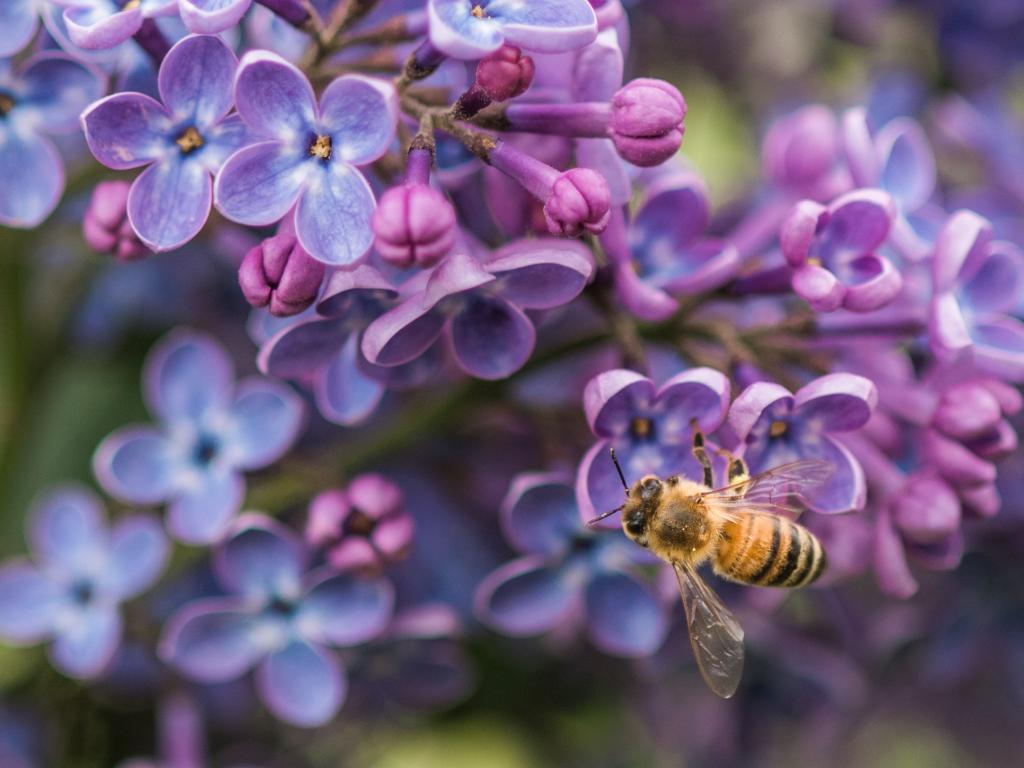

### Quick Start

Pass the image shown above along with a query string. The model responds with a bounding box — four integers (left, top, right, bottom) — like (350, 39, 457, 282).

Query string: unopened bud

(544, 168, 611, 237)
(83, 181, 147, 261)
(238, 234, 325, 317)
(609, 78, 686, 167)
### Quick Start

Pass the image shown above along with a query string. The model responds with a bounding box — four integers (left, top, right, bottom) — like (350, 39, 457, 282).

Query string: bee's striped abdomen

(715, 514, 826, 588)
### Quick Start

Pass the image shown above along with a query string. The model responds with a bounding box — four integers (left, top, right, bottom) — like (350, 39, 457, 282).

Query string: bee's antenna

(586, 504, 624, 527)
(609, 448, 628, 493)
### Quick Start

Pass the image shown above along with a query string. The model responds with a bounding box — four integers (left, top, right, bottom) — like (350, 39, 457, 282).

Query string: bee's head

(621, 475, 662, 544)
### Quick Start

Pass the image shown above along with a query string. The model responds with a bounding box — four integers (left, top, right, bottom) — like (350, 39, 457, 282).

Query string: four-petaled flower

(160, 515, 394, 727)
(728, 373, 877, 514)
(215, 51, 398, 266)
(81, 34, 250, 251)
(93, 329, 305, 544)
(577, 367, 731, 523)
(0, 52, 104, 227)
(428, 0, 598, 59)
(363, 241, 594, 380)
(0, 486, 168, 679)
(475, 473, 668, 657)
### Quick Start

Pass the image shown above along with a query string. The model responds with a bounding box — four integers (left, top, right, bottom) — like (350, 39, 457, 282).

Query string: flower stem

(132, 19, 171, 66)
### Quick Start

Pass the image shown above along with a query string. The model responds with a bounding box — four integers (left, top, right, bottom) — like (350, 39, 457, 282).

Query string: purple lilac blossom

(214, 51, 398, 266)
(0, 486, 169, 679)
(0, 0, 43, 57)
(0, 52, 104, 227)
(81, 34, 249, 251)
(159, 514, 394, 727)
(59, 0, 177, 50)
(476, 472, 668, 657)
(93, 329, 305, 544)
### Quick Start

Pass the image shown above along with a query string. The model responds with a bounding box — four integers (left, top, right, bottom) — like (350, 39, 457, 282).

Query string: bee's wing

(702, 459, 833, 518)
(673, 560, 745, 698)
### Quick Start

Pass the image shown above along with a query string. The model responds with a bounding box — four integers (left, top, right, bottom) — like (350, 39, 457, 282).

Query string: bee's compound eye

(625, 513, 645, 536)
(641, 478, 661, 500)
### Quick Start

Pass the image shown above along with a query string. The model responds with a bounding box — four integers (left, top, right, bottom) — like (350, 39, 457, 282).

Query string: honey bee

(588, 426, 831, 698)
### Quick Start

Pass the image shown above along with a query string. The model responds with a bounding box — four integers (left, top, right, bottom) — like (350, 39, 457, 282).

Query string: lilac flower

(576, 367, 731, 522)
(929, 210, 1024, 381)
(59, 0, 176, 50)
(215, 51, 398, 266)
(179, 0, 311, 34)
(93, 329, 305, 544)
(0, 52, 104, 227)
(728, 374, 877, 514)
(603, 170, 740, 322)
(761, 104, 851, 201)
(363, 242, 593, 380)
(0, 0, 43, 57)
(81, 34, 249, 251)
(427, 0, 598, 59)
(0, 486, 169, 679)
(160, 515, 394, 727)
(475, 473, 668, 657)
(259, 264, 440, 425)
(780, 188, 902, 312)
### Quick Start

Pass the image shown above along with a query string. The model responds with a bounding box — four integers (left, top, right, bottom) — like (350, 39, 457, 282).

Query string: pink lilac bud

(306, 473, 414, 574)
(762, 105, 845, 198)
(487, 140, 611, 237)
(932, 381, 1002, 440)
(238, 233, 325, 317)
(476, 45, 535, 101)
(609, 78, 686, 167)
(82, 181, 147, 261)
(372, 149, 456, 269)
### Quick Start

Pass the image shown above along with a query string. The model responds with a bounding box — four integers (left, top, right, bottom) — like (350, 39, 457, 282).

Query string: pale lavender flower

(0, 486, 169, 679)
(0, 0, 44, 57)
(93, 329, 305, 544)
(58, 0, 177, 50)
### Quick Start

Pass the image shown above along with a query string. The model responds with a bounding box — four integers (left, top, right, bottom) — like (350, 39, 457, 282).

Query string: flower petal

(0, 561, 62, 644)
(294, 161, 376, 266)
(823, 188, 895, 255)
(874, 510, 917, 599)
(258, 317, 350, 378)
(98, 515, 170, 599)
(256, 640, 345, 727)
(839, 254, 903, 312)
(794, 373, 877, 432)
(80, 92, 172, 170)
(611, 262, 679, 322)
(0, 0, 39, 58)
(166, 468, 245, 545)
(928, 292, 973, 357)
(428, 0, 505, 58)
(300, 569, 394, 646)
(179, 0, 253, 34)
(932, 209, 993, 294)
(450, 295, 536, 380)
(486, 238, 594, 309)
(655, 367, 731, 435)
(158, 34, 237, 125)
(144, 329, 234, 424)
(93, 426, 177, 505)
(215, 514, 307, 599)
(583, 369, 655, 438)
(876, 118, 935, 213)
(780, 200, 826, 266)
(970, 314, 1024, 382)
(802, 436, 866, 514)
(221, 378, 305, 471)
(64, 4, 142, 50)
(0, 129, 63, 228)
(50, 606, 122, 679)
(728, 381, 794, 442)
(501, 472, 578, 556)
(214, 140, 310, 226)
(19, 53, 105, 135)
(159, 597, 264, 681)
(491, 0, 598, 54)
(633, 173, 710, 255)
(28, 486, 107, 574)
(792, 263, 845, 312)
(585, 571, 667, 657)
(960, 241, 1024, 316)
(474, 556, 576, 636)
(233, 50, 316, 139)
(317, 75, 397, 165)
(314, 334, 387, 426)
(127, 155, 212, 251)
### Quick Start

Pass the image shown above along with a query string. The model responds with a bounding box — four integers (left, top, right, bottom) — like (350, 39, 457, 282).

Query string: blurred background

(2, 0, 1024, 766)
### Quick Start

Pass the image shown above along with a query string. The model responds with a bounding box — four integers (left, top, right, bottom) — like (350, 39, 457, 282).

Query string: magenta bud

(609, 78, 686, 167)
(238, 234, 325, 317)
(372, 183, 456, 269)
(763, 105, 840, 190)
(476, 44, 535, 102)
(83, 181, 147, 261)
(932, 381, 1002, 440)
(544, 168, 611, 237)
(892, 475, 961, 545)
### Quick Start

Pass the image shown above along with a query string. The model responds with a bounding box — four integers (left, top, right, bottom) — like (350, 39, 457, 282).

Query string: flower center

(122, 0, 141, 9)
(344, 509, 376, 537)
(266, 596, 297, 618)
(71, 580, 95, 605)
(630, 416, 654, 441)
(769, 420, 788, 438)
(175, 126, 204, 154)
(192, 434, 220, 465)
(471, 3, 486, 18)
(0, 93, 14, 117)
(806, 256, 823, 267)
(309, 134, 333, 160)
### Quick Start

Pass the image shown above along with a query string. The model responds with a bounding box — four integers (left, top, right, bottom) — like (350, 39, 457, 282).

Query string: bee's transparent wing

(673, 560, 745, 698)
(702, 459, 833, 518)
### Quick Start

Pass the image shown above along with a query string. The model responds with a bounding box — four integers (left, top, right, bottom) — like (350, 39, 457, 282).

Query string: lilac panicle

(159, 514, 394, 727)
(0, 52, 104, 228)
(81, 34, 249, 252)
(93, 329, 305, 544)
(476, 473, 668, 657)
(214, 51, 398, 266)
(0, 486, 169, 679)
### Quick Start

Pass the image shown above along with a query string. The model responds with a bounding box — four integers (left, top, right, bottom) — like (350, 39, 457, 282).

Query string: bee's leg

(690, 419, 714, 487)
(718, 449, 749, 484)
